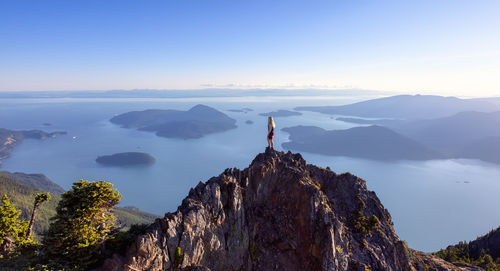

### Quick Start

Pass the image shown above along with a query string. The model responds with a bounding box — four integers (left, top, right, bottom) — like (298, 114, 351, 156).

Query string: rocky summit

(100, 149, 481, 271)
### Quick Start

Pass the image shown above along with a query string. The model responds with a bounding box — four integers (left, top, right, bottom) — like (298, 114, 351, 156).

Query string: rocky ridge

(101, 149, 481, 271)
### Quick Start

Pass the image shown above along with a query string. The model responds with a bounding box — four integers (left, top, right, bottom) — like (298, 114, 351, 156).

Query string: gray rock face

(100, 149, 481, 271)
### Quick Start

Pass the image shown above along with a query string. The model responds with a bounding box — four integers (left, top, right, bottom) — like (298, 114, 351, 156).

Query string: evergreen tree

(43, 180, 122, 269)
(26, 192, 51, 240)
(0, 194, 28, 254)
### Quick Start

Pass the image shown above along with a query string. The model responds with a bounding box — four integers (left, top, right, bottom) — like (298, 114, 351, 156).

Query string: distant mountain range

(282, 125, 441, 160)
(110, 104, 237, 139)
(470, 97, 500, 107)
(280, 95, 500, 164)
(336, 111, 500, 164)
(296, 94, 499, 119)
(0, 89, 382, 99)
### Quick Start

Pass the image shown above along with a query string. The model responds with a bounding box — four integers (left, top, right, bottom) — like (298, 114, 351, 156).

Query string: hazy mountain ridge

(100, 149, 480, 271)
(336, 110, 500, 164)
(390, 111, 500, 157)
(295, 95, 499, 119)
(0, 89, 382, 99)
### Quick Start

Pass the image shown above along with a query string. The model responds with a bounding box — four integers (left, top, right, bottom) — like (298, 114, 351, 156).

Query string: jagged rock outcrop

(101, 149, 482, 271)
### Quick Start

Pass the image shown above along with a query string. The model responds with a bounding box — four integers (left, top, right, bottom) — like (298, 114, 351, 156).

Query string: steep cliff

(101, 149, 481, 271)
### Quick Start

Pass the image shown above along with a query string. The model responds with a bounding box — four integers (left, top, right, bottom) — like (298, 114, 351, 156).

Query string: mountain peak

(100, 150, 480, 271)
(250, 147, 305, 168)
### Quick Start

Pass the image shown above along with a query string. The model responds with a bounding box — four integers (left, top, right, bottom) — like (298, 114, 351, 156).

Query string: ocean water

(1, 96, 499, 252)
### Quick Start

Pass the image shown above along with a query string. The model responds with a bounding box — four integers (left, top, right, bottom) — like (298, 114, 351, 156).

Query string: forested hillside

(0, 172, 159, 237)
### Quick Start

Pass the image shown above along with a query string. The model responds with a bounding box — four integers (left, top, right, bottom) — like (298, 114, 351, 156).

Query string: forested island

(282, 125, 441, 160)
(111, 104, 237, 139)
(96, 152, 156, 167)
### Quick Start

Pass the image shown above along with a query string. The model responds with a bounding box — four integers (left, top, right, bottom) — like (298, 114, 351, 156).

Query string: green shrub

(351, 194, 379, 238)
(249, 241, 257, 261)
(435, 244, 500, 271)
(175, 246, 183, 264)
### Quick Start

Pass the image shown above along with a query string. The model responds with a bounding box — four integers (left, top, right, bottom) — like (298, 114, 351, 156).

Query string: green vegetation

(335, 245, 343, 254)
(351, 194, 379, 238)
(0, 174, 58, 235)
(434, 226, 500, 270)
(240, 230, 245, 243)
(0, 174, 159, 270)
(0, 172, 64, 195)
(0, 173, 159, 237)
(249, 241, 257, 261)
(435, 241, 500, 271)
(42, 180, 122, 268)
(113, 207, 159, 230)
(0, 194, 30, 253)
(175, 246, 183, 265)
(26, 192, 51, 240)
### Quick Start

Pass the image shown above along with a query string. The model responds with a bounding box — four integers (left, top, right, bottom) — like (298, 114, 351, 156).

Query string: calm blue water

(1, 96, 499, 252)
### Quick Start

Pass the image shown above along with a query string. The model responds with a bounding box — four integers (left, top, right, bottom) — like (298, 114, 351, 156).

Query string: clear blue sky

(1, 0, 499, 96)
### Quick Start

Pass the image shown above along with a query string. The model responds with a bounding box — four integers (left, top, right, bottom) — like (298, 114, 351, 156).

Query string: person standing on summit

(267, 116, 275, 149)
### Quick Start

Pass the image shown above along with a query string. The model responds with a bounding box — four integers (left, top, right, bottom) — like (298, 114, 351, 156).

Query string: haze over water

(1, 95, 500, 252)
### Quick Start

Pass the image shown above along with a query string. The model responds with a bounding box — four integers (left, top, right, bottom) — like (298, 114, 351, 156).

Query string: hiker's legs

(268, 137, 274, 149)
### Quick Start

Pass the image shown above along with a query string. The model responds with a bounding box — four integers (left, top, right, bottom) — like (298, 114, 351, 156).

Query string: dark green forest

(434, 227, 500, 271)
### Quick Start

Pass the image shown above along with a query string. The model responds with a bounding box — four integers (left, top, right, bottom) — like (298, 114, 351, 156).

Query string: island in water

(336, 111, 500, 164)
(96, 152, 156, 167)
(110, 104, 237, 139)
(259, 109, 302, 117)
(282, 125, 441, 160)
